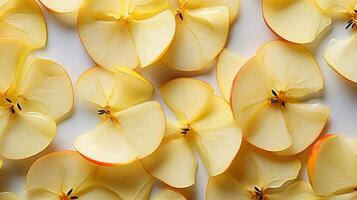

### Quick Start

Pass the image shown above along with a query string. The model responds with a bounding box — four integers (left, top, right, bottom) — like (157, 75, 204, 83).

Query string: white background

(1, 0, 357, 199)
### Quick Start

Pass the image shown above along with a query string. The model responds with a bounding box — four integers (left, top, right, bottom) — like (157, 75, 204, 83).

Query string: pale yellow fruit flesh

(192, 95, 242, 176)
(216, 48, 247, 102)
(231, 41, 327, 154)
(96, 161, 155, 200)
(0, 111, 56, 159)
(75, 101, 165, 164)
(161, 6, 229, 71)
(26, 151, 97, 195)
(19, 59, 73, 122)
(78, 0, 175, 69)
(315, 0, 356, 15)
(0, 192, 18, 200)
(267, 181, 318, 200)
(324, 34, 357, 83)
(39, 0, 82, 13)
(206, 174, 250, 200)
(263, 0, 331, 43)
(308, 135, 357, 196)
(0, 0, 47, 48)
(150, 188, 186, 200)
(142, 136, 198, 188)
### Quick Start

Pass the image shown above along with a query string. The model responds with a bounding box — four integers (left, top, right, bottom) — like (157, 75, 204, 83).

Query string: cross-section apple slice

(262, 0, 331, 44)
(308, 135, 357, 196)
(0, 0, 47, 48)
(324, 34, 357, 84)
(75, 67, 165, 164)
(231, 40, 329, 154)
(161, 4, 229, 71)
(39, 0, 82, 13)
(78, 0, 175, 70)
(25, 151, 122, 200)
(216, 48, 247, 102)
(206, 143, 302, 200)
(142, 78, 242, 188)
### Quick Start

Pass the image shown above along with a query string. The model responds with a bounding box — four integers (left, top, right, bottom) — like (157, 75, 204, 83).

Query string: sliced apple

(262, 0, 331, 44)
(150, 188, 186, 200)
(0, 0, 47, 48)
(231, 40, 329, 155)
(78, 0, 175, 70)
(0, 40, 73, 159)
(39, 0, 82, 13)
(75, 67, 165, 164)
(25, 151, 122, 200)
(266, 181, 318, 200)
(161, 4, 229, 71)
(0, 192, 18, 200)
(324, 34, 357, 84)
(142, 78, 242, 188)
(315, 0, 354, 15)
(308, 134, 357, 196)
(206, 142, 301, 200)
(216, 48, 247, 102)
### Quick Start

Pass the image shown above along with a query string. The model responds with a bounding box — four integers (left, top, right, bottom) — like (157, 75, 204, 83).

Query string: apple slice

(315, 0, 355, 15)
(161, 4, 229, 71)
(216, 48, 247, 102)
(206, 143, 302, 200)
(142, 78, 242, 188)
(324, 34, 357, 84)
(0, 192, 18, 200)
(150, 188, 186, 200)
(75, 67, 165, 164)
(231, 40, 329, 155)
(25, 151, 122, 200)
(262, 0, 331, 44)
(0, 0, 47, 48)
(308, 134, 357, 196)
(0, 40, 73, 159)
(78, 0, 175, 70)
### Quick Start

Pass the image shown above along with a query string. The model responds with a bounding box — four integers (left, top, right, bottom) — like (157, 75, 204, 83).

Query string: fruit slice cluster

(206, 142, 310, 200)
(262, 0, 332, 44)
(0, 0, 47, 49)
(160, 0, 238, 71)
(0, 39, 73, 160)
(231, 40, 330, 155)
(77, 0, 176, 70)
(142, 78, 242, 188)
(308, 134, 357, 198)
(74, 67, 165, 165)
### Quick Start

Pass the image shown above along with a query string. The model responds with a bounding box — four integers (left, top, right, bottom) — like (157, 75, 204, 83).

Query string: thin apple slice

(263, 0, 331, 44)
(78, 0, 175, 70)
(0, 192, 18, 200)
(231, 40, 327, 154)
(192, 95, 242, 175)
(26, 151, 97, 194)
(151, 188, 186, 200)
(206, 143, 301, 200)
(75, 101, 165, 164)
(308, 135, 357, 196)
(279, 103, 329, 155)
(161, 6, 229, 71)
(0, 0, 47, 48)
(142, 136, 198, 188)
(18, 59, 73, 122)
(324, 34, 357, 83)
(96, 161, 155, 200)
(159, 78, 214, 123)
(24, 189, 61, 200)
(39, 0, 82, 13)
(267, 181, 317, 200)
(0, 111, 56, 159)
(216, 48, 247, 102)
(0, 40, 30, 93)
(327, 192, 357, 200)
